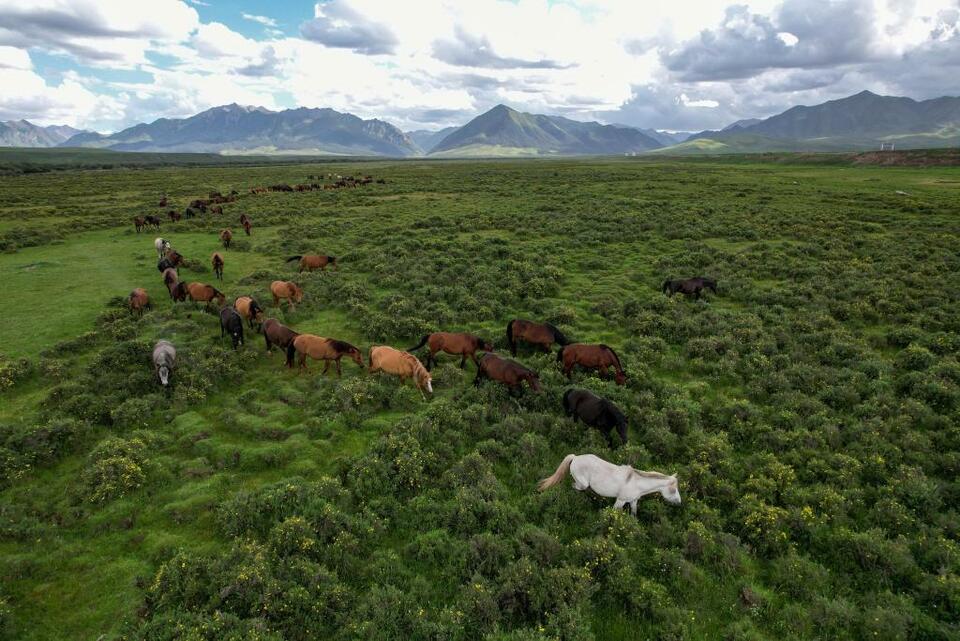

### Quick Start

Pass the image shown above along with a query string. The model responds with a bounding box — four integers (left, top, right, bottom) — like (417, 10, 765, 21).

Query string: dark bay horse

(474, 353, 541, 395)
(662, 277, 718, 299)
(211, 252, 224, 281)
(407, 332, 493, 370)
(263, 318, 300, 366)
(219, 306, 244, 349)
(563, 389, 628, 447)
(557, 343, 626, 385)
(506, 319, 569, 356)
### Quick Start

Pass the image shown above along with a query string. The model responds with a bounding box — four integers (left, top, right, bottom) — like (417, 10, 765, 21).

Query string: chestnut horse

(162, 268, 185, 301)
(263, 318, 300, 366)
(289, 334, 363, 375)
(286, 254, 337, 272)
(271, 281, 303, 311)
(180, 282, 225, 308)
(474, 353, 541, 395)
(211, 252, 224, 281)
(368, 346, 432, 394)
(234, 296, 264, 328)
(506, 319, 569, 356)
(128, 288, 151, 316)
(557, 343, 626, 385)
(407, 332, 493, 370)
(220, 228, 233, 249)
(662, 277, 718, 299)
(242, 220, 252, 236)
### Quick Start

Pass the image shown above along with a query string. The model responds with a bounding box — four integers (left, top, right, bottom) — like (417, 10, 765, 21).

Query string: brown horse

(128, 288, 151, 316)
(368, 346, 432, 394)
(239, 213, 250, 225)
(271, 281, 303, 311)
(474, 353, 541, 395)
(133, 216, 146, 233)
(407, 332, 493, 370)
(211, 252, 224, 281)
(181, 282, 225, 308)
(210, 205, 223, 215)
(662, 277, 718, 299)
(285, 254, 337, 272)
(164, 249, 184, 267)
(234, 296, 264, 328)
(289, 334, 363, 375)
(263, 318, 300, 365)
(242, 220, 252, 236)
(162, 268, 185, 301)
(220, 229, 233, 249)
(144, 215, 161, 230)
(557, 344, 626, 385)
(168, 210, 181, 222)
(506, 319, 570, 356)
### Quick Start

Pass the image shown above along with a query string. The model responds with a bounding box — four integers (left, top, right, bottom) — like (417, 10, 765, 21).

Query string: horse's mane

(599, 344, 624, 372)
(326, 338, 355, 353)
(631, 469, 673, 480)
(545, 322, 569, 345)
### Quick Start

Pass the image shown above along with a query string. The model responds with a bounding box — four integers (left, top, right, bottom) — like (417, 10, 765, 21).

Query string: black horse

(219, 307, 244, 349)
(562, 388, 627, 447)
(662, 277, 718, 299)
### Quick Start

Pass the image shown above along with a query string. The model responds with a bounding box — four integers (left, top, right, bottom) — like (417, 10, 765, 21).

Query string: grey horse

(152, 340, 176, 386)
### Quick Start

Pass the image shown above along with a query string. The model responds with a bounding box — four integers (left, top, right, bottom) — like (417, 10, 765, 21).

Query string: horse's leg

(630, 501, 638, 517)
(459, 354, 466, 369)
(425, 350, 433, 371)
(322, 360, 329, 375)
(612, 498, 626, 511)
(564, 363, 573, 380)
(599, 364, 608, 379)
(336, 358, 342, 377)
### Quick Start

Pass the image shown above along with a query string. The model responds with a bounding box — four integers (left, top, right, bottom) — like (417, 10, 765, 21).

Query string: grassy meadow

(1, 155, 959, 641)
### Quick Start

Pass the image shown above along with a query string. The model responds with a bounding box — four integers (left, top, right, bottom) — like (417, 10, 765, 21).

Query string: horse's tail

(407, 335, 430, 352)
(556, 344, 566, 363)
(548, 323, 570, 346)
(506, 320, 516, 352)
(601, 344, 624, 372)
(285, 256, 302, 263)
(538, 454, 576, 491)
(286, 341, 297, 367)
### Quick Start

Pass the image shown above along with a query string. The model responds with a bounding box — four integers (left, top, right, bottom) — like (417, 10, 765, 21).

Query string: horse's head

(417, 368, 433, 394)
(614, 370, 627, 386)
(660, 476, 681, 505)
(706, 280, 718, 293)
(527, 372, 542, 393)
(291, 283, 304, 303)
(479, 338, 495, 352)
(348, 346, 364, 367)
(157, 365, 170, 386)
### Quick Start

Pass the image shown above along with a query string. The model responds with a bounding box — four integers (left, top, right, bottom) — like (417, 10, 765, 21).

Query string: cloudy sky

(0, 0, 958, 133)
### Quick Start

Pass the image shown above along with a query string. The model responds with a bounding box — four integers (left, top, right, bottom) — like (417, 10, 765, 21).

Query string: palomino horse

(179, 282, 225, 308)
(662, 277, 718, 299)
(474, 353, 541, 395)
(270, 281, 303, 311)
(286, 255, 337, 272)
(153, 340, 176, 386)
(557, 343, 626, 385)
(538, 454, 680, 515)
(262, 318, 299, 366)
(211, 252, 224, 281)
(154, 237, 171, 259)
(234, 296, 264, 329)
(562, 389, 627, 447)
(407, 332, 494, 370)
(368, 346, 432, 394)
(506, 319, 569, 355)
(128, 288, 150, 316)
(220, 229, 233, 249)
(289, 334, 363, 375)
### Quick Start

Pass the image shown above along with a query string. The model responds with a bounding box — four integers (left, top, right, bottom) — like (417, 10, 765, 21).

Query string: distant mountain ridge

(405, 127, 459, 154)
(0, 120, 85, 147)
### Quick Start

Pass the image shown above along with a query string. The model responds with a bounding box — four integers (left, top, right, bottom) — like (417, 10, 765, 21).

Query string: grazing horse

(557, 343, 626, 385)
(162, 268, 184, 301)
(239, 213, 250, 225)
(263, 318, 299, 365)
(157, 257, 178, 273)
(168, 210, 181, 222)
(271, 281, 303, 311)
(154, 237, 171, 259)
(242, 219, 252, 236)
(164, 249, 184, 267)
(662, 277, 718, 299)
(153, 340, 176, 386)
(133, 216, 146, 233)
(288, 335, 363, 375)
(407, 332, 493, 370)
(182, 282, 225, 308)
(506, 319, 569, 356)
(128, 288, 151, 316)
(538, 454, 680, 515)
(220, 229, 232, 249)
(210, 205, 223, 215)
(368, 346, 432, 394)
(211, 252, 224, 281)
(234, 296, 264, 328)
(158, 196, 168, 207)
(144, 215, 161, 230)
(286, 255, 337, 272)
(219, 307, 244, 349)
(563, 389, 627, 446)
(474, 353, 541, 395)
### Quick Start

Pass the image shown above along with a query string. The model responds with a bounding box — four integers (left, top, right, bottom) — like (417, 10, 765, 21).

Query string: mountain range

(4, 90, 958, 156)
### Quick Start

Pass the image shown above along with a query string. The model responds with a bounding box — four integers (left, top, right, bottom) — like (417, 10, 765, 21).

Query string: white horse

(154, 237, 171, 259)
(152, 339, 176, 386)
(538, 454, 681, 515)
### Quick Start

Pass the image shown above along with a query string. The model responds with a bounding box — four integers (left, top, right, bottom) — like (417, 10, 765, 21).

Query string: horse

(219, 307, 244, 349)
(158, 196, 168, 207)
(368, 346, 432, 394)
(407, 332, 493, 370)
(157, 257, 178, 273)
(164, 249, 184, 267)
(538, 454, 680, 515)
(286, 255, 337, 272)
(220, 229, 232, 249)
(210, 205, 223, 215)
(154, 237, 171, 259)
(144, 215, 161, 230)
(182, 282, 225, 308)
(168, 210, 181, 222)
(271, 281, 303, 311)
(234, 296, 264, 329)
(153, 340, 176, 386)
(239, 213, 250, 225)
(557, 344, 626, 385)
(474, 353, 541, 395)
(161, 268, 183, 300)
(562, 389, 627, 447)
(662, 277, 718, 299)
(506, 319, 569, 356)
(263, 318, 300, 365)
(133, 216, 146, 233)
(211, 252, 224, 281)
(128, 288, 151, 316)
(242, 220, 251, 236)
(289, 335, 363, 376)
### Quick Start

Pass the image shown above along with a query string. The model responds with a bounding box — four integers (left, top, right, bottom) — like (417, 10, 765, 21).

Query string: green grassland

(1, 155, 959, 641)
